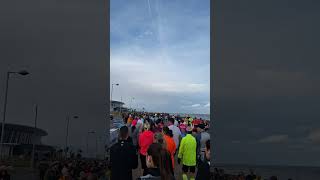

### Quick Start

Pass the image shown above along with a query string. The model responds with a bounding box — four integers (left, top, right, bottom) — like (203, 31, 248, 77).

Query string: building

(110, 100, 125, 112)
(0, 123, 54, 157)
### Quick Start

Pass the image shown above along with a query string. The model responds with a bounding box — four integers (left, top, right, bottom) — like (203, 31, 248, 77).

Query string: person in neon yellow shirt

(188, 117, 194, 124)
(178, 126, 197, 180)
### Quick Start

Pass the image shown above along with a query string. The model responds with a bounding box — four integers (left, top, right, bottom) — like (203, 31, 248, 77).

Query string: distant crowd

(38, 159, 109, 180)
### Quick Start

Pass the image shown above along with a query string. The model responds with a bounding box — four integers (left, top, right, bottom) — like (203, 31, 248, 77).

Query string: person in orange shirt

(163, 126, 176, 170)
(127, 114, 133, 125)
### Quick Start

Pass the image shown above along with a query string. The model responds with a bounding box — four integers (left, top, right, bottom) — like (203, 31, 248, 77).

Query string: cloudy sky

(110, 0, 210, 114)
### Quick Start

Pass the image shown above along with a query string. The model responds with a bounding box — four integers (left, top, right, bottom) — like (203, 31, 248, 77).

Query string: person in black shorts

(178, 126, 197, 180)
(182, 165, 196, 174)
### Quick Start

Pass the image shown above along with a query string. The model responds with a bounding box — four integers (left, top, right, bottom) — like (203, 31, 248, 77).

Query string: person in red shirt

(138, 122, 154, 175)
(192, 118, 202, 126)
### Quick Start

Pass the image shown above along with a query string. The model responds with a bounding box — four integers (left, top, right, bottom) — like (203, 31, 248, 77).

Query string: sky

(110, 0, 210, 114)
(0, 0, 320, 167)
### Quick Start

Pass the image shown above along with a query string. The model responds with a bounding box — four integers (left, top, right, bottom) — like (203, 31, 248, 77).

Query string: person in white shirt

(168, 117, 181, 151)
(174, 119, 179, 127)
(138, 116, 146, 131)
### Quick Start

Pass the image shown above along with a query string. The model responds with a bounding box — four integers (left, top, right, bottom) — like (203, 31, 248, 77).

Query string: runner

(137, 143, 175, 180)
(198, 124, 210, 161)
(178, 126, 197, 180)
(168, 118, 181, 152)
(195, 140, 210, 180)
(138, 122, 155, 176)
(110, 126, 138, 180)
(163, 127, 176, 171)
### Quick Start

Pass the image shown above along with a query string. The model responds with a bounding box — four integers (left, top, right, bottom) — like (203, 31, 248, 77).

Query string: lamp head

(18, 70, 29, 76)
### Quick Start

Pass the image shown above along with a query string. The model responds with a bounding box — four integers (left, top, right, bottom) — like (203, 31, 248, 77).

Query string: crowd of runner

(110, 112, 284, 180)
(110, 112, 211, 180)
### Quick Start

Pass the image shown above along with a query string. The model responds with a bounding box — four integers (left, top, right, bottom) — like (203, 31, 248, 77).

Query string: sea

(170, 113, 211, 121)
(213, 164, 320, 180)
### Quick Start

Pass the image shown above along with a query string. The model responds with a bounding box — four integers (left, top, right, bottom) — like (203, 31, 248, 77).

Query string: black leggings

(140, 154, 148, 175)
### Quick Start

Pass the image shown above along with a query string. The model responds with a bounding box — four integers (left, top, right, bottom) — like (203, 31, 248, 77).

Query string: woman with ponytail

(137, 143, 175, 180)
(153, 133, 174, 175)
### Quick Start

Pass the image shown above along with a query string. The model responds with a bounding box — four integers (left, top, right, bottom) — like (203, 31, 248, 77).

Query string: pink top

(132, 119, 138, 126)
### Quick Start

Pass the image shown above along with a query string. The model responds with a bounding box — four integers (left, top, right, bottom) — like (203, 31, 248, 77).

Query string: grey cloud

(258, 135, 289, 144)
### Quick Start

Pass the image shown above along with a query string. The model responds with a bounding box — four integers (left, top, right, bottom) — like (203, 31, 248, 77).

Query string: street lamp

(129, 97, 135, 111)
(110, 83, 119, 111)
(31, 104, 38, 168)
(0, 70, 30, 159)
(86, 131, 98, 158)
(65, 115, 79, 158)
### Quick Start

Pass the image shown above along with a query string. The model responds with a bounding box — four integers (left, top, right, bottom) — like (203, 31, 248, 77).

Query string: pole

(95, 133, 98, 158)
(120, 96, 122, 114)
(31, 104, 38, 168)
(132, 97, 135, 112)
(86, 133, 89, 156)
(129, 97, 133, 111)
(65, 115, 70, 158)
(110, 84, 114, 111)
(0, 72, 10, 159)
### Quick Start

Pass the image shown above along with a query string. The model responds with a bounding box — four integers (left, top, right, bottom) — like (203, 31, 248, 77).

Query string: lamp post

(129, 97, 135, 111)
(31, 104, 38, 168)
(65, 115, 78, 158)
(110, 83, 119, 112)
(120, 96, 123, 114)
(0, 70, 29, 159)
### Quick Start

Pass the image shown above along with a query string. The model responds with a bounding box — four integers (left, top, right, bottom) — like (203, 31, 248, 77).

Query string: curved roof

(0, 123, 48, 136)
(111, 100, 124, 105)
